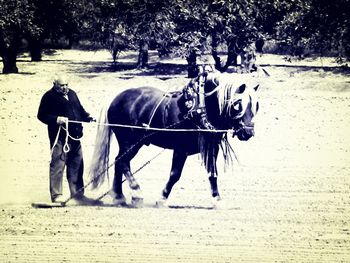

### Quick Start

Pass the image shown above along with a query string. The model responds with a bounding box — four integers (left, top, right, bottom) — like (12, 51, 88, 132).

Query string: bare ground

(0, 50, 349, 262)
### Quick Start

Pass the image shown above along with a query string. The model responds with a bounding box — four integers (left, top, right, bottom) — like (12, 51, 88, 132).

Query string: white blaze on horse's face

(233, 84, 260, 118)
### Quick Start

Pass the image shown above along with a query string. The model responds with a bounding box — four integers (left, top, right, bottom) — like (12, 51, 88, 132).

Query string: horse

(89, 69, 260, 207)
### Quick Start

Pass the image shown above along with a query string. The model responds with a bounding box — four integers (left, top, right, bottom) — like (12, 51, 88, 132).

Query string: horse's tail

(89, 105, 112, 189)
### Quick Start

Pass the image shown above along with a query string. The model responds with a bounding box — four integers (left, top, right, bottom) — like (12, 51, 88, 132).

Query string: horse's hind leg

(112, 157, 127, 206)
(113, 143, 143, 206)
(156, 150, 187, 207)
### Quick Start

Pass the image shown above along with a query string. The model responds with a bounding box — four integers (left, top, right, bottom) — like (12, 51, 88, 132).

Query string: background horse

(90, 70, 259, 207)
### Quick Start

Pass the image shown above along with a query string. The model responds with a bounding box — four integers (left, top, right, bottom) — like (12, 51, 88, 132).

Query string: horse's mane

(197, 75, 244, 175)
(215, 77, 245, 118)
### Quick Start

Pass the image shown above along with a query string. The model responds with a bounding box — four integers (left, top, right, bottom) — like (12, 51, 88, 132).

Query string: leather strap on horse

(145, 93, 168, 129)
(183, 73, 215, 130)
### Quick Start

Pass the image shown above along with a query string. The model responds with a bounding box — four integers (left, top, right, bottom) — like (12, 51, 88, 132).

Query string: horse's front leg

(207, 145, 223, 208)
(209, 173, 226, 209)
(209, 174, 221, 201)
(156, 150, 187, 207)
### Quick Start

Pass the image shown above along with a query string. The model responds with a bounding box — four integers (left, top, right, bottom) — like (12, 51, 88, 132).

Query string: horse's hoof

(113, 194, 127, 207)
(155, 197, 168, 208)
(113, 199, 127, 207)
(131, 196, 144, 208)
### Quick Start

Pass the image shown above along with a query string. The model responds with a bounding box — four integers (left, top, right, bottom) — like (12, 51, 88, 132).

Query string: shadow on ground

(72, 61, 189, 79)
(260, 63, 350, 75)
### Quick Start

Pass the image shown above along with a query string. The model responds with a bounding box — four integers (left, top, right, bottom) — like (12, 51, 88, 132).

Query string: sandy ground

(0, 50, 349, 262)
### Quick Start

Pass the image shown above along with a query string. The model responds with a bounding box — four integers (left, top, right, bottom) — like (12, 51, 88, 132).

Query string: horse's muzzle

(233, 121, 255, 141)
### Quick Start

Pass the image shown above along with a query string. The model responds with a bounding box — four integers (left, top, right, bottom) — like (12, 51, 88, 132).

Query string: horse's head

(202, 71, 260, 141)
(229, 83, 259, 141)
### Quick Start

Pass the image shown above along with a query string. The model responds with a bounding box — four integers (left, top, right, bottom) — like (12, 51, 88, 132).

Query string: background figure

(37, 75, 96, 204)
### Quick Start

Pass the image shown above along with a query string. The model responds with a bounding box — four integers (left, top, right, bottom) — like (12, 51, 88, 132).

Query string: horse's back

(108, 86, 165, 125)
(108, 86, 186, 129)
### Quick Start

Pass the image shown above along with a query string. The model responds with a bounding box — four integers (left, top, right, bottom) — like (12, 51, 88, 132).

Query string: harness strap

(204, 85, 221, 97)
(145, 93, 168, 128)
(184, 75, 206, 119)
(183, 74, 215, 130)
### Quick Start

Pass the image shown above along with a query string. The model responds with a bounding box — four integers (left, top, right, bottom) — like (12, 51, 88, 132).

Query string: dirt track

(0, 50, 349, 262)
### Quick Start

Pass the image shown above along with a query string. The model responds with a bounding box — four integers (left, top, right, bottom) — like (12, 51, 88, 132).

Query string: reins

(95, 148, 166, 201)
(68, 119, 233, 133)
(50, 119, 82, 156)
(56, 119, 187, 205)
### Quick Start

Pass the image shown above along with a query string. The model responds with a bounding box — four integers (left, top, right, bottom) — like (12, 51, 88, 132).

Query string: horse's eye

(233, 103, 240, 111)
(232, 100, 242, 112)
(256, 101, 259, 112)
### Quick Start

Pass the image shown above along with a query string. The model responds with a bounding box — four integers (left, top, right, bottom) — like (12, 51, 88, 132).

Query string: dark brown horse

(90, 70, 259, 207)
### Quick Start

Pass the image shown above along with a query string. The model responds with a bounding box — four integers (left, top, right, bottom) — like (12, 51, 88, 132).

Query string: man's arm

(37, 93, 59, 125)
(72, 91, 94, 122)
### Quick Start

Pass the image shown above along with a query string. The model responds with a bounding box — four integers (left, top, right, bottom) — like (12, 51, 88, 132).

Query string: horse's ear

(253, 84, 260, 91)
(236, 84, 246, 94)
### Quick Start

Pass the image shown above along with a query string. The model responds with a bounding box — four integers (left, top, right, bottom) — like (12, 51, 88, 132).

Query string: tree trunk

(67, 33, 79, 49)
(211, 33, 223, 72)
(211, 36, 239, 73)
(0, 36, 19, 74)
(1, 51, 19, 74)
(227, 39, 239, 67)
(29, 37, 42, 61)
(186, 49, 198, 78)
(137, 39, 149, 68)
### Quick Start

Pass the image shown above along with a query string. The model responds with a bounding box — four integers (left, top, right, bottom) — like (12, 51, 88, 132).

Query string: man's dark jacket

(37, 87, 91, 147)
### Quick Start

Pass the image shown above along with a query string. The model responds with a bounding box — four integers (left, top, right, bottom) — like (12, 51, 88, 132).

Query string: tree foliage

(275, 0, 350, 59)
(1, 0, 349, 74)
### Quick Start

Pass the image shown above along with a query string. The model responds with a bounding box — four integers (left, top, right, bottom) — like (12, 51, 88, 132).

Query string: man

(37, 75, 95, 204)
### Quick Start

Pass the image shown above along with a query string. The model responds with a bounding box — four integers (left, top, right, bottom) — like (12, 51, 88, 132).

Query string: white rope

(50, 116, 232, 158)
(68, 119, 232, 133)
(50, 119, 82, 156)
(62, 119, 70, 153)
(50, 125, 62, 156)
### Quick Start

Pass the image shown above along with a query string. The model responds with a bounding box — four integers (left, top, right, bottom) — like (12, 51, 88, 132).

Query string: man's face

(54, 77, 69, 95)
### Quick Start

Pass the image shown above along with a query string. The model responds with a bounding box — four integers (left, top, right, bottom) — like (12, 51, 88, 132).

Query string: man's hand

(57, 116, 68, 125)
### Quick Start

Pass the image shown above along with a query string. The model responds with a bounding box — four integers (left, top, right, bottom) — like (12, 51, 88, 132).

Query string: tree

(29, 0, 90, 61)
(207, 0, 260, 72)
(171, 0, 209, 77)
(0, 0, 89, 73)
(83, 0, 179, 68)
(0, 0, 40, 73)
(275, 0, 350, 60)
(124, 0, 178, 68)
(171, 0, 261, 74)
